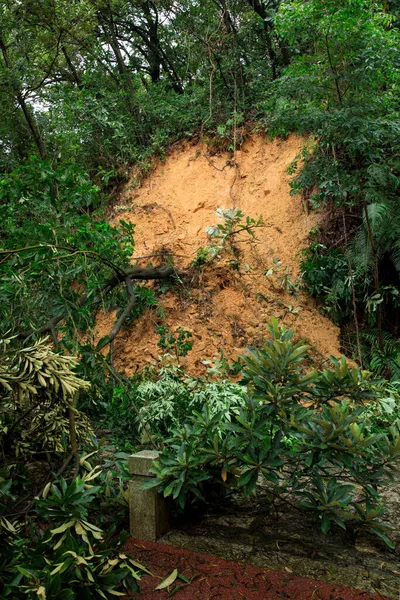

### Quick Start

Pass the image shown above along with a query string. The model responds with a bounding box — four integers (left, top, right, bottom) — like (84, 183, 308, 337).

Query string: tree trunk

(143, 2, 161, 84)
(246, 0, 278, 79)
(62, 46, 84, 87)
(342, 212, 363, 367)
(364, 205, 384, 352)
(278, 38, 290, 67)
(99, 1, 139, 117)
(0, 36, 46, 159)
(219, 0, 237, 36)
(137, 1, 183, 93)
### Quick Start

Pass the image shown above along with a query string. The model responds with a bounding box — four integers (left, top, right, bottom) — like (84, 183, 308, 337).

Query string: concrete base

(128, 450, 169, 541)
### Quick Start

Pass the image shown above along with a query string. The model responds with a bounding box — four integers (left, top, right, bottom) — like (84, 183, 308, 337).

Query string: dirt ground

(124, 538, 393, 599)
(160, 485, 400, 599)
(96, 134, 342, 375)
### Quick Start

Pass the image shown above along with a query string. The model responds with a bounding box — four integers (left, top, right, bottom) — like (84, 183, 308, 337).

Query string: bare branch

(20, 264, 180, 341)
(97, 277, 136, 351)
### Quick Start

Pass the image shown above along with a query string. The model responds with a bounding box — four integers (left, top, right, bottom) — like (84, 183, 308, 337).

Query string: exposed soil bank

(97, 135, 342, 375)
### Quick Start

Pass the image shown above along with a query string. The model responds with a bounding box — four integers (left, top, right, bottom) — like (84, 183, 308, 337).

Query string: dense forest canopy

(1, 1, 400, 598)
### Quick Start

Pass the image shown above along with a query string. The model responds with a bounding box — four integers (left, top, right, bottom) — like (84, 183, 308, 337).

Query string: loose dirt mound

(96, 135, 341, 375)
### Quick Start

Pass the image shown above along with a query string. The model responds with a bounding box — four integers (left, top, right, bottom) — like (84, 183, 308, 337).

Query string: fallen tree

(1, 244, 182, 354)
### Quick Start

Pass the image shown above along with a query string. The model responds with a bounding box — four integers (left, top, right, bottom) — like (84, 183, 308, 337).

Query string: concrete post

(128, 450, 169, 541)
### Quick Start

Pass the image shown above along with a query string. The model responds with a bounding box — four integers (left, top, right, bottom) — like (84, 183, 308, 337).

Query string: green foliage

(265, 257, 303, 297)
(157, 326, 193, 361)
(1, 0, 400, 577)
(194, 207, 264, 271)
(363, 381, 400, 436)
(0, 158, 135, 342)
(145, 320, 400, 546)
(265, 0, 400, 347)
(0, 335, 147, 598)
(359, 330, 400, 380)
(301, 243, 351, 322)
(106, 366, 246, 442)
(1, 474, 144, 599)
(191, 246, 219, 269)
(0, 336, 91, 458)
(206, 207, 264, 248)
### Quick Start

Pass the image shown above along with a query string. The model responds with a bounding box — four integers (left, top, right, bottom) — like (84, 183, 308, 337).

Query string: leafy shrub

(206, 207, 264, 251)
(0, 336, 91, 458)
(0, 337, 150, 598)
(359, 330, 400, 381)
(107, 366, 246, 441)
(0, 158, 135, 343)
(363, 381, 400, 436)
(265, 257, 303, 297)
(136, 368, 191, 437)
(145, 319, 400, 546)
(300, 243, 350, 322)
(263, 0, 400, 346)
(157, 326, 193, 361)
(1, 474, 144, 599)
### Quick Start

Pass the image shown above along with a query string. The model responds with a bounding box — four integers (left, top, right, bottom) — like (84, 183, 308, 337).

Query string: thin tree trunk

(342, 212, 363, 367)
(325, 34, 343, 105)
(364, 205, 384, 352)
(108, 35, 137, 112)
(62, 46, 83, 87)
(68, 400, 80, 481)
(278, 38, 290, 67)
(0, 36, 46, 159)
(127, 12, 184, 93)
(247, 0, 278, 79)
(100, 2, 138, 117)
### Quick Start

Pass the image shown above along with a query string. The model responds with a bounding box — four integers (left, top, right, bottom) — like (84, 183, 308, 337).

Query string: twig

(229, 161, 239, 204)
(132, 253, 190, 261)
(343, 212, 363, 367)
(223, 223, 274, 239)
(203, 154, 230, 172)
(55, 453, 73, 478)
(68, 402, 80, 482)
(97, 278, 137, 352)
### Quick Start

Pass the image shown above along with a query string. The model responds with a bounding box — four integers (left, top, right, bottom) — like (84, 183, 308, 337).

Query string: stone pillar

(128, 450, 169, 541)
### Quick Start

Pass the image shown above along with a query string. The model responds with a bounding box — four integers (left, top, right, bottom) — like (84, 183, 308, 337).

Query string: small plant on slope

(192, 208, 265, 270)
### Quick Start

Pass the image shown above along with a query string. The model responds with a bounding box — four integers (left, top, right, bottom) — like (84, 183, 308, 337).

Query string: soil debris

(96, 135, 342, 375)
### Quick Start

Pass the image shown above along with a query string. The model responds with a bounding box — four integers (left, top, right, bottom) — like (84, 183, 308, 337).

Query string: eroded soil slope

(96, 134, 341, 375)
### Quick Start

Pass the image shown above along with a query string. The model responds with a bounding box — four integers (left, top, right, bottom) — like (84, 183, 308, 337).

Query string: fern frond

(348, 228, 372, 277)
(367, 164, 391, 187)
(363, 202, 388, 233)
(390, 238, 400, 275)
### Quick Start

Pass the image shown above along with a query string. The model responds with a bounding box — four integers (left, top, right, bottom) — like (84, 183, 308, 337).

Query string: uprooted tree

(0, 158, 184, 358)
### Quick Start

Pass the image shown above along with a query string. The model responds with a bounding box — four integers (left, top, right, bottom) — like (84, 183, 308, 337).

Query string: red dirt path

(124, 538, 390, 600)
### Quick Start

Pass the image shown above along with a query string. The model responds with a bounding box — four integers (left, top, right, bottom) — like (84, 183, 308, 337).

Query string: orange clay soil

(95, 134, 342, 376)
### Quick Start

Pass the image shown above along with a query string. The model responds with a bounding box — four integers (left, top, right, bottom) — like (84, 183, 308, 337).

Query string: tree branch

(20, 264, 180, 340)
(97, 277, 136, 351)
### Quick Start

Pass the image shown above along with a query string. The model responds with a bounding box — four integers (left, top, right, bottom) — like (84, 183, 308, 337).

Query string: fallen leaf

(154, 568, 178, 590)
(284, 567, 293, 573)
